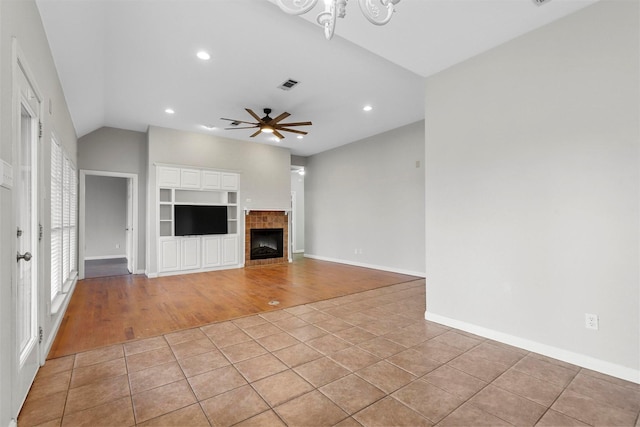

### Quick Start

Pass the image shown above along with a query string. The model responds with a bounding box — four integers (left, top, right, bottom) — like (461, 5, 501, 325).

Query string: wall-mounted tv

(174, 205, 228, 236)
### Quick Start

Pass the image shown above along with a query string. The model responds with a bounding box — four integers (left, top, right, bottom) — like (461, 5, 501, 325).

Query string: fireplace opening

(250, 228, 284, 260)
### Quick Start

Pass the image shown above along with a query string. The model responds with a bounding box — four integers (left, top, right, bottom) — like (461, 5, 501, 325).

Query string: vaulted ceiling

(36, 0, 597, 156)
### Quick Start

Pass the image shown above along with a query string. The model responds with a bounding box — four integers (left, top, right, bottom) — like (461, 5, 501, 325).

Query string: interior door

(126, 178, 133, 273)
(14, 60, 41, 415)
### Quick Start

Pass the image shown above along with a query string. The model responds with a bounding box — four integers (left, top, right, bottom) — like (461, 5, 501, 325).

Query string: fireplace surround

(244, 210, 289, 266)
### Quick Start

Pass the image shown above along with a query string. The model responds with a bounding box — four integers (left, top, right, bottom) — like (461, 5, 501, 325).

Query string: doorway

(291, 166, 305, 255)
(79, 171, 138, 279)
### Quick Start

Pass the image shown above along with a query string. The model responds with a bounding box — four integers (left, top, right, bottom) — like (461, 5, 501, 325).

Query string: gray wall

(78, 127, 147, 270)
(147, 126, 291, 274)
(424, 0, 639, 380)
(85, 176, 127, 258)
(0, 0, 78, 423)
(305, 121, 425, 276)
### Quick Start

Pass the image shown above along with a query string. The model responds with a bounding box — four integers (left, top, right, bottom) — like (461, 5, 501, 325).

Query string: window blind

(50, 137, 77, 303)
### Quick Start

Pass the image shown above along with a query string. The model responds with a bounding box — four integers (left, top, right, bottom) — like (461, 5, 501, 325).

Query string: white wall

(305, 121, 425, 276)
(424, 0, 639, 381)
(85, 176, 127, 258)
(0, 0, 78, 424)
(78, 127, 147, 269)
(146, 126, 291, 274)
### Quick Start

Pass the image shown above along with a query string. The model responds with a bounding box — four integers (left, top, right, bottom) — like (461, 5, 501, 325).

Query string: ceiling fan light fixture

(196, 50, 211, 60)
(221, 108, 312, 140)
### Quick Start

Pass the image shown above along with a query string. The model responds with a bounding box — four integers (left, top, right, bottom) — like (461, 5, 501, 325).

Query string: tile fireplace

(244, 210, 289, 266)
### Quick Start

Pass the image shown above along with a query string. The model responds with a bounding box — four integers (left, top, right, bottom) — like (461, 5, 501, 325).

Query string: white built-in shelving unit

(156, 165, 241, 275)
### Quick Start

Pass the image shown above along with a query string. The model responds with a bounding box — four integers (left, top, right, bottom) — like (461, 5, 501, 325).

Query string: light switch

(0, 159, 13, 189)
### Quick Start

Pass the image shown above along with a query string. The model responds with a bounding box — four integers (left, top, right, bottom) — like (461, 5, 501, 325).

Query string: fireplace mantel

(244, 208, 290, 215)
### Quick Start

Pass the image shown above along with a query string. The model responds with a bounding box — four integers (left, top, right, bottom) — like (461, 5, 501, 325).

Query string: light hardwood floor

(48, 256, 422, 359)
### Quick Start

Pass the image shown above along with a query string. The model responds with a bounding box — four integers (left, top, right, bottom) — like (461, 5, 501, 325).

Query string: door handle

(17, 251, 32, 262)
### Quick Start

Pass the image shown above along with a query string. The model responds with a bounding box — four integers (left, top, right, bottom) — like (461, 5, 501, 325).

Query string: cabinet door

(180, 168, 201, 189)
(158, 167, 180, 188)
(222, 236, 238, 265)
(181, 237, 201, 270)
(202, 171, 221, 190)
(221, 173, 238, 190)
(202, 236, 221, 268)
(159, 239, 180, 271)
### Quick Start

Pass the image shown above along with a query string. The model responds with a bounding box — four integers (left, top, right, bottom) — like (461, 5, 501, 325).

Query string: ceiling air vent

(532, 0, 552, 6)
(278, 79, 299, 91)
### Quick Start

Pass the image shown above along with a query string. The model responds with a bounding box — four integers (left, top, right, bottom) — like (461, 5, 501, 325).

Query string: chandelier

(276, 0, 401, 40)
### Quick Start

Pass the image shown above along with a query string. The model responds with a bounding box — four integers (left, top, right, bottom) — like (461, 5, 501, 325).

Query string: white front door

(14, 56, 42, 415)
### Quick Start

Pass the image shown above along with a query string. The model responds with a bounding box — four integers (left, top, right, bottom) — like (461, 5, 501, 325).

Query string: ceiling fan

(221, 108, 312, 140)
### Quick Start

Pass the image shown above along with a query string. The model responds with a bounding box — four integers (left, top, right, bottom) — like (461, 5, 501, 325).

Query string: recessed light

(196, 50, 211, 61)
(297, 135, 304, 139)
(165, 108, 175, 114)
(201, 125, 216, 130)
(271, 137, 281, 142)
(363, 105, 373, 112)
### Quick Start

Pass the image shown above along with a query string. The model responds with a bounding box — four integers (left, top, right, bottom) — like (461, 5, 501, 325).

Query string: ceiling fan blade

(220, 118, 258, 125)
(270, 112, 291, 125)
(276, 121, 312, 127)
(250, 129, 262, 138)
(245, 108, 265, 124)
(224, 126, 259, 130)
(273, 130, 285, 140)
(278, 128, 308, 135)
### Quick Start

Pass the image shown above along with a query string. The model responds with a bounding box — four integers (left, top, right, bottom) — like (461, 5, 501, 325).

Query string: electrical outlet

(585, 313, 599, 330)
(116, 244, 120, 249)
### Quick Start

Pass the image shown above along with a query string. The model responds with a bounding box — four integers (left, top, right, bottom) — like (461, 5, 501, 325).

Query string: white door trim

(79, 170, 138, 279)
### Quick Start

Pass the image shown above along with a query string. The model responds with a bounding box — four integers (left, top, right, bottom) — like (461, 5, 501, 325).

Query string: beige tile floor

(19, 281, 640, 426)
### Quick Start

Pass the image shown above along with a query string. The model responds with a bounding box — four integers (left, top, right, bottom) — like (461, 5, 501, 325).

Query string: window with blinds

(50, 137, 77, 305)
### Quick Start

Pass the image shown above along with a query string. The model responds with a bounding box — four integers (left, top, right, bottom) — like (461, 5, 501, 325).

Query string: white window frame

(50, 134, 77, 313)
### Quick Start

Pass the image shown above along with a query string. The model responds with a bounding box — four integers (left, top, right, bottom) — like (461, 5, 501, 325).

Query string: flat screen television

(174, 205, 228, 236)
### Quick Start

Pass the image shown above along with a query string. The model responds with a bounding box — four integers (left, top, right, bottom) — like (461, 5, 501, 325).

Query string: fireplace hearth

(250, 228, 284, 260)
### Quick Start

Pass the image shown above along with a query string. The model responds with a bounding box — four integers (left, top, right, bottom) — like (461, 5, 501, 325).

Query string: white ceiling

(36, 0, 597, 156)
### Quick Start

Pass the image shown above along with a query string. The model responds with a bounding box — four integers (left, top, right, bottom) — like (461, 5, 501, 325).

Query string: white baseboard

(293, 249, 305, 254)
(84, 255, 126, 261)
(425, 311, 640, 385)
(304, 253, 425, 278)
(135, 269, 145, 275)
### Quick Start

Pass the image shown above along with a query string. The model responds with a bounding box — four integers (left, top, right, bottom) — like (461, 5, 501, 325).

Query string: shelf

(159, 222, 172, 237)
(159, 205, 172, 221)
(159, 188, 172, 203)
(175, 189, 224, 204)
